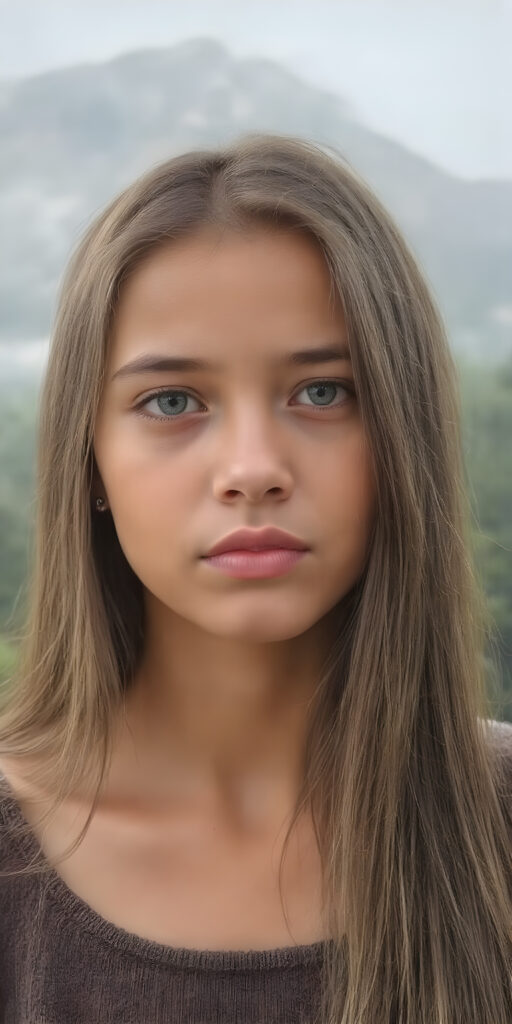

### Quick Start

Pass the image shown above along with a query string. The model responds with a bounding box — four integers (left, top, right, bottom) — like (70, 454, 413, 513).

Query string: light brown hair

(1, 134, 511, 1022)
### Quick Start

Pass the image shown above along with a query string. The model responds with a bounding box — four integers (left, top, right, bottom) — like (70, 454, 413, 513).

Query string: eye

(134, 379, 354, 423)
(293, 380, 354, 409)
(135, 389, 204, 421)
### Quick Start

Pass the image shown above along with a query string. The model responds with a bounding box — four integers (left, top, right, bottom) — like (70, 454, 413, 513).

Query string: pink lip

(203, 526, 309, 558)
(202, 548, 308, 579)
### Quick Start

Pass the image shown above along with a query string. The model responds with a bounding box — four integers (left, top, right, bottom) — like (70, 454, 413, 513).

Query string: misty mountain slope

(1, 37, 510, 359)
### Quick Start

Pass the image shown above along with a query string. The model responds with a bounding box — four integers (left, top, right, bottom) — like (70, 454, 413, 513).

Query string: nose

(212, 459, 294, 503)
(210, 412, 295, 503)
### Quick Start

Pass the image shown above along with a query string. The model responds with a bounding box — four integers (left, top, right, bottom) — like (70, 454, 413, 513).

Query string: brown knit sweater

(1, 719, 511, 1024)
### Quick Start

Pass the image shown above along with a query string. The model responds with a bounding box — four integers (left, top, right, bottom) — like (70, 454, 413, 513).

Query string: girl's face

(93, 225, 377, 642)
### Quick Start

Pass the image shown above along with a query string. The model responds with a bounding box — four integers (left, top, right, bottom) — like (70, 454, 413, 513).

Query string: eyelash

(134, 379, 355, 424)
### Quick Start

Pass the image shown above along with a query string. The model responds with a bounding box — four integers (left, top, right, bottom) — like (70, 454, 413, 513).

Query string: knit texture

(1, 719, 511, 1023)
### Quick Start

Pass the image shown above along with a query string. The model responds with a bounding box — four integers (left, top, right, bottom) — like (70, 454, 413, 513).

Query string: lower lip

(201, 548, 308, 579)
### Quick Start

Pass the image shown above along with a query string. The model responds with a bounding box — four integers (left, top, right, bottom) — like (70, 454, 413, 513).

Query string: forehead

(108, 226, 347, 371)
(116, 225, 339, 314)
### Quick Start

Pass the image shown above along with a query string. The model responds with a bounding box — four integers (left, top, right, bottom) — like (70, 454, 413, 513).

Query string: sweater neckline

(0, 771, 333, 971)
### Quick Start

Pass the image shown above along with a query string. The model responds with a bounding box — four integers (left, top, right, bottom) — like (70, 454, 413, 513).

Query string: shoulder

(0, 758, 14, 812)
(0, 757, 37, 845)
(0, 759, 23, 874)
(0, 757, 22, 835)
(0, 757, 25, 804)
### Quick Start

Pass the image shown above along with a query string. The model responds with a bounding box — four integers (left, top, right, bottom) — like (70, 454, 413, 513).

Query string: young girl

(0, 133, 510, 1023)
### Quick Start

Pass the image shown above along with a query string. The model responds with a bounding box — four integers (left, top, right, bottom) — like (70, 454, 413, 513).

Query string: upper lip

(203, 527, 309, 557)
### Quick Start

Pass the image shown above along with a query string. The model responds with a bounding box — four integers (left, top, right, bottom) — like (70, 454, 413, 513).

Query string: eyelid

(134, 377, 355, 403)
(133, 377, 355, 421)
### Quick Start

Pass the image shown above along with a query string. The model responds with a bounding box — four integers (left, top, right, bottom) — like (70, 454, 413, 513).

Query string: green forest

(1, 355, 511, 720)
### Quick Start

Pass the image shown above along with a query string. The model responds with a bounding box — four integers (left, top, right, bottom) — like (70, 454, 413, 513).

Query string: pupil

(159, 393, 185, 415)
(311, 383, 335, 405)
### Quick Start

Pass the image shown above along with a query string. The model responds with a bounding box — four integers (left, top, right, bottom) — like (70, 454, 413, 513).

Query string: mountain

(1, 37, 511, 363)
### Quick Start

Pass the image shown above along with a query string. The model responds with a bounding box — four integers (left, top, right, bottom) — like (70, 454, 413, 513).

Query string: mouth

(203, 527, 309, 559)
(200, 546, 307, 556)
(200, 547, 309, 579)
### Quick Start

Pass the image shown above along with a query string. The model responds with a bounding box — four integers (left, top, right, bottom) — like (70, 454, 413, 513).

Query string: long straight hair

(1, 134, 510, 1022)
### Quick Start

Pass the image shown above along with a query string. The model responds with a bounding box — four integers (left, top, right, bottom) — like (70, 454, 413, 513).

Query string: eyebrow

(111, 344, 352, 381)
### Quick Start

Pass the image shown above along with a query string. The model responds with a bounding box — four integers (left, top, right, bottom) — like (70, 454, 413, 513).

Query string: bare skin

(1, 225, 376, 949)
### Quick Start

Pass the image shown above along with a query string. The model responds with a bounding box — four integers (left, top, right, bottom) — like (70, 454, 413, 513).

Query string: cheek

(323, 425, 375, 512)
(114, 472, 193, 538)
(101, 425, 195, 506)
(96, 434, 196, 568)
(322, 436, 376, 566)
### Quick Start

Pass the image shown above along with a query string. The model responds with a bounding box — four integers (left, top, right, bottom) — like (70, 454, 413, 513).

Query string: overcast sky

(1, 0, 511, 181)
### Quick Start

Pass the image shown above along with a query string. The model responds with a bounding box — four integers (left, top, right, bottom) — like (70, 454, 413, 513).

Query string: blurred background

(0, 0, 511, 718)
